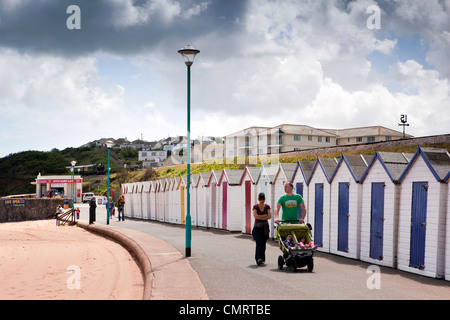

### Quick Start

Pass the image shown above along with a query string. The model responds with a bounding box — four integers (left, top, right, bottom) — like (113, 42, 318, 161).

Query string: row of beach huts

(122, 146, 450, 280)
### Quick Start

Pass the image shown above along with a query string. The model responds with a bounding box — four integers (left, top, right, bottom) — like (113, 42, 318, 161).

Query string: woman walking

(252, 193, 271, 266)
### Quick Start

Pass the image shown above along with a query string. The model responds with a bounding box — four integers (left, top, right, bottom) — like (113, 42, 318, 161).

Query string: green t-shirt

(278, 193, 304, 221)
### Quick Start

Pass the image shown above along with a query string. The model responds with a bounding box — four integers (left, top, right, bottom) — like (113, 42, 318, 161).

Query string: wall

(0, 198, 64, 222)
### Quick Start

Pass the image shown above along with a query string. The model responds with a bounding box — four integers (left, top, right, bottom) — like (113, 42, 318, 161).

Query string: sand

(0, 220, 144, 300)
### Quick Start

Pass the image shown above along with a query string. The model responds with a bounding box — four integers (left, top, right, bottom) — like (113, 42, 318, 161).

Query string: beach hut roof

(239, 166, 261, 184)
(219, 169, 245, 185)
(399, 147, 450, 183)
(256, 164, 279, 184)
(275, 163, 298, 182)
(308, 157, 339, 184)
(331, 154, 371, 183)
(206, 171, 220, 186)
(294, 160, 316, 183)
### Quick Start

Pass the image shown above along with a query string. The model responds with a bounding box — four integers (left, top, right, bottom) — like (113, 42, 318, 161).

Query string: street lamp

(70, 160, 76, 208)
(178, 45, 200, 257)
(105, 140, 114, 225)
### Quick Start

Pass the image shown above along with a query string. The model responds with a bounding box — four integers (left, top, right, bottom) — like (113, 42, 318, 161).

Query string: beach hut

(329, 154, 371, 259)
(217, 169, 245, 231)
(359, 151, 413, 267)
(196, 172, 211, 228)
(292, 160, 315, 221)
(123, 183, 133, 219)
(446, 174, 450, 281)
(255, 164, 279, 238)
(189, 174, 200, 227)
(239, 166, 261, 234)
(397, 147, 450, 278)
(306, 157, 338, 253)
(132, 182, 144, 219)
(156, 179, 166, 222)
(149, 180, 157, 220)
(174, 176, 186, 225)
(206, 171, 220, 228)
(141, 181, 151, 220)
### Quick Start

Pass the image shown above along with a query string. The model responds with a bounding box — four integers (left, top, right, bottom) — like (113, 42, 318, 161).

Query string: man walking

(274, 182, 306, 224)
(89, 196, 97, 224)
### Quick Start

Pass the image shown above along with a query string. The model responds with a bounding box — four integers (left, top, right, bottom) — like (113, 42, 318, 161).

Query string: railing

(55, 208, 76, 226)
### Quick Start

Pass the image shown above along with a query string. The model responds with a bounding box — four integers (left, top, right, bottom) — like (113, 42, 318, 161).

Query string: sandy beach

(0, 220, 144, 300)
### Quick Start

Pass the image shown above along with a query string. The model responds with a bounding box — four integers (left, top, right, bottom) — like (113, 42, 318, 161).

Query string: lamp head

(178, 45, 200, 66)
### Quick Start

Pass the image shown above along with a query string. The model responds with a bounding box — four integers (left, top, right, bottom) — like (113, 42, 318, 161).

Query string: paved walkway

(77, 220, 208, 300)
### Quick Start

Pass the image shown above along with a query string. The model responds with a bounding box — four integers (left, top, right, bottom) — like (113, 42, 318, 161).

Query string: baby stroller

(275, 222, 314, 272)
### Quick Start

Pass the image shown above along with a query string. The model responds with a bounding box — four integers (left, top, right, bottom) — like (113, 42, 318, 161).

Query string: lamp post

(105, 140, 114, 225)
(70, 160, 76, 208)
(178, 45, 200, 257)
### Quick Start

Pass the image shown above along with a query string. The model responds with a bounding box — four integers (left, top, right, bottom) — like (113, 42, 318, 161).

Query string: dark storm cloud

(0, 0, 249, 57)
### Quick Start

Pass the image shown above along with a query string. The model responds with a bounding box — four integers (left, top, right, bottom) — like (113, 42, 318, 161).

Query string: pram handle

(274, 219, 304, 226)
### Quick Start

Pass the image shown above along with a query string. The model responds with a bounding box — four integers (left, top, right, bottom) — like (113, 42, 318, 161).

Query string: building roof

(219, 169, 245, 185)
(272, 124, 337, 137)
(308, 157, 339, 184)
(239, 166, 261, 184)
(324, 126, 413, 139)
(331, 154, 371, 182)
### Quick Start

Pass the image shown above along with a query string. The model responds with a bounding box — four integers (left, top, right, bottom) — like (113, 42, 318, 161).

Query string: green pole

(71, 166, 74, 208)
(107, 148, 110, 225)
(186, 64, 192, 257)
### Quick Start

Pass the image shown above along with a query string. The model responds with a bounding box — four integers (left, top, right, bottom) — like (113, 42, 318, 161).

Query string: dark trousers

(118, 207, 124, 221)
(252, 226, 268, 263)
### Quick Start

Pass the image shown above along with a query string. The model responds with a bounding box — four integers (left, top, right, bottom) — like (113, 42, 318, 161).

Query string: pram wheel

(291, 259, 297, 272)
(278, 256, 284, 270)
(307, 258, 314, 272)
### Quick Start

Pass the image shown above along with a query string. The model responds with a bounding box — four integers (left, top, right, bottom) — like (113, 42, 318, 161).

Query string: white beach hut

(255, 164, 278, 238)
(196, 172, 211, 228)
(446, 174, 450, 281)
(206, 171, 220, 229)
(217, 169, 245, 231)
(329, 154, 371, 259)
(359, 151, 413, 267)
(292, 160, 315, 221)
(123, 183, 133, 219)
(397, 147, 450, 278)
(239, 166, 261, 234)
(141, 181, 151, 220)
(306, 157, 338, 253)
(149, 180, 157, 220)
(133, 182, 144, 219)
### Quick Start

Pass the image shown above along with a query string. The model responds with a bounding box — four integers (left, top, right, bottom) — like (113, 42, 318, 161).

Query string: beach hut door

(370, 182, 385, 260)
(296, 182, 304, 219)
(338, 182, 350, 252)
(410, 181, 428, 269)
(314, 183, 324, 246)
(245, 180, 252, 234)
(222, 182, 228, 230)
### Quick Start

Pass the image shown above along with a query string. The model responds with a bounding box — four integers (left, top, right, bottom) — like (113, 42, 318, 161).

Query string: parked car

(82, 192, 95, 203)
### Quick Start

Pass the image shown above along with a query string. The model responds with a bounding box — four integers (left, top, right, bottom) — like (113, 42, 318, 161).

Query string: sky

(0, 0, 449, 157)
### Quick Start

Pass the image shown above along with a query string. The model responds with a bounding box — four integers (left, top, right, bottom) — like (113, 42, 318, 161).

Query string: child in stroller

(276, 222, 315, 272)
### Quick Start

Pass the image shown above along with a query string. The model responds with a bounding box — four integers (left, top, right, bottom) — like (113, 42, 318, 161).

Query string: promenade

(0, 205, 207, 300)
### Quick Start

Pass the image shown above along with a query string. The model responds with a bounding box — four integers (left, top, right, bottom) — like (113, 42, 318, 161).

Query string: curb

(77, 221, 153, 300)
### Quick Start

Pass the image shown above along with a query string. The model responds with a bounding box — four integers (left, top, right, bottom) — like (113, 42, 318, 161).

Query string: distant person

(252, 192, 271, 266)
(106, 197, 115, 218)
(117, 195, 125, 221)
(89, 196, 96, 224)
(274, 182, 306, 224)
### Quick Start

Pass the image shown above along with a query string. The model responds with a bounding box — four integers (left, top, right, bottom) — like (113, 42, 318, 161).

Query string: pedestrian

(106, 197, 115, 219)
(252, 192, 271, 266)
(89, 196, 96, 224)
(274, 182, 307, 224)
(117, 195, 125, 221)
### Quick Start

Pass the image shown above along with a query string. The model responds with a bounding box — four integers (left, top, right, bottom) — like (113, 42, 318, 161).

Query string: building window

(294, 135, 301, 141)
(325, 137, 331, 143)
(367, 136, 376, 143)
(356, 137, 363, 142)
(318, 136, 322, 142)
(385, 136, 392, 141)
(308, 135, 312, 141)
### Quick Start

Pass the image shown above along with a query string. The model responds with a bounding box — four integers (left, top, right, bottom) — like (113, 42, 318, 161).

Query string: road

(77, 203, 450, 300)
